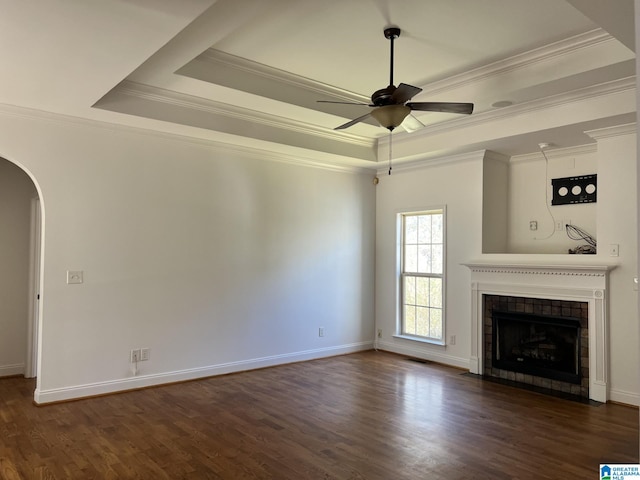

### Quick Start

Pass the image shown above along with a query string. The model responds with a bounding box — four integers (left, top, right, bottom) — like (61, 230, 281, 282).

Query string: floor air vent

(407, 357, 431, 364)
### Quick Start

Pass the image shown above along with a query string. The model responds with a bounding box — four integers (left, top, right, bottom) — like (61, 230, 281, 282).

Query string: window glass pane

(404, 305, 416, 335)
(429, 278, 442, 308)
(430, 308, 442, 339)
(404, 245, 418, 272)
(432, 214, 443, 243)
(416, 277, 429, 307)
(432, 245, 443, 274)
(416, 307, 429, 336)
(417, 215, 431, 244)
(405, 215, 418, 244)
(404, 276, 416, 305)
(417, 245, 431, 273)
(400, 209, 444, 342)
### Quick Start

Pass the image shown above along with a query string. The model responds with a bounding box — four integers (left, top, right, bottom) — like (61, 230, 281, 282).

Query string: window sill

(393, 334, 445, 346)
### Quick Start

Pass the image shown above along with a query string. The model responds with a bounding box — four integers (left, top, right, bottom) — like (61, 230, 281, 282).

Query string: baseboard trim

(33, 342, 372, 404)
(0, 363, 25, 377)
(609, 387, 640, 407)
(374, 341, 469, 370)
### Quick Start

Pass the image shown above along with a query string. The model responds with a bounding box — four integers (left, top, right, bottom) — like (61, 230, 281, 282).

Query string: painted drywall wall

(0, 111, 375, 402)
(374, 153, 484, 366)
(507, 147, 598, 254)
(0, 159, 37, 376)
(590, 126, 638, 405)
(482, 153, 509, 253)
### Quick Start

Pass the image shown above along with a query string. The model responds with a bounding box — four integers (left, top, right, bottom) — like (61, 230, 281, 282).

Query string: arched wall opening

(0, 156, 44, 390)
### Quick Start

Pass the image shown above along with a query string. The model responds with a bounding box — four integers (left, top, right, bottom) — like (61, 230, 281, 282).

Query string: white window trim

(395, 206, 447, 345)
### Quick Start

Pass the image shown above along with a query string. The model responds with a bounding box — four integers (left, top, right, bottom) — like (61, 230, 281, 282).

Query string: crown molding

(483, 150, 510, 164)
(115, 81, 374, 149)
(585, 122, 637, 140)
(375, 149, 488, 175)
(391, 76, 636, 147)
(419, 29, 621, 96)
(0, 102, 373, 175)
(195, 49, 369, 104)
(510, 143, 598, 164)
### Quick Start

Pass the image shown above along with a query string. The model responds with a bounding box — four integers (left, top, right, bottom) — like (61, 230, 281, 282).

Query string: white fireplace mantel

(463, 260, 616, 403)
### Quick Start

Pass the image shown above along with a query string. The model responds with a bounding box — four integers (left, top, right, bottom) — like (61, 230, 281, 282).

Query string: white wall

(507, 147, 598, 254)
(482, 153, 509, 253)
(0, 111, 376, 403)
(590, 126, 638, 405)
(375, 153, 484, 367)
(0, 159, 37, 376)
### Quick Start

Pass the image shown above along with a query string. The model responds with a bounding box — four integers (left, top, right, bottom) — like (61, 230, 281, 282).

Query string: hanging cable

(534, 143, 557, 241)
(566, 224, 596, 247)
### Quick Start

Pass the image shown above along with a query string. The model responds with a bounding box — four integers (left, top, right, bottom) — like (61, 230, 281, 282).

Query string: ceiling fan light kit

(370, 104, 411, 131)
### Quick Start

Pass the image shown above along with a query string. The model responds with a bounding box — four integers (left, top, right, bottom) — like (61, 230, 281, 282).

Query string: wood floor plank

(0, 351, 637, 479)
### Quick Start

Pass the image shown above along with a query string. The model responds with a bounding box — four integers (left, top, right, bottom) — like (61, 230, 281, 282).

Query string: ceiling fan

(320, 27, 474, 131)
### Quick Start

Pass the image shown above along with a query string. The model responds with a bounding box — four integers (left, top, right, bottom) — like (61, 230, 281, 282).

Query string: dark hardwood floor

(0, 350, 637, 479)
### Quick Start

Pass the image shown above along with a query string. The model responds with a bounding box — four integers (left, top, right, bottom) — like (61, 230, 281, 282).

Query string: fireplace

(492, 310, 582, 385)
(483, 295, 589, 397)
(464, 261, 613, 403)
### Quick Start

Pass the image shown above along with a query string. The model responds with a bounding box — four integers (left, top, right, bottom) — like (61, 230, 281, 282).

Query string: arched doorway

(0, 157, 41, 379)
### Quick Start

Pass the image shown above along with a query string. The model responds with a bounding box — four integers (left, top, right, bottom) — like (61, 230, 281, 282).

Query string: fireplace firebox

(492, 310, 581, 385)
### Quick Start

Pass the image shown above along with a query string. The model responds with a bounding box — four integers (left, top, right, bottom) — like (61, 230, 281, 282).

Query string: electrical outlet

(140, 348, 150, 361)
(377, 329, 382, 338)
(529, 220, 537, 231)
(609, 244, 619, 257)
(66, 270, 84, 284)
(130, 349, 141, 363)
(319, 327, 324, 337)
(450, 335, 456, 345)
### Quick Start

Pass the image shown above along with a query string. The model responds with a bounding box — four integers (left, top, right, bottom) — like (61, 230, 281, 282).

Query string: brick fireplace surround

(464, 261, 613, 403)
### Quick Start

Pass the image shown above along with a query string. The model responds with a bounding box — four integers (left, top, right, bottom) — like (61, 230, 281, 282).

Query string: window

(399, 209, 445, 343)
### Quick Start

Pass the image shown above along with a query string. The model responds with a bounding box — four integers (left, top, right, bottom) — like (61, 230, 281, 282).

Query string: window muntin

(400, 210, 445, 342)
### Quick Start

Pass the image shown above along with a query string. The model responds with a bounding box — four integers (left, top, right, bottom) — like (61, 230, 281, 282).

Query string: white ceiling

(0, 0, 635, 170)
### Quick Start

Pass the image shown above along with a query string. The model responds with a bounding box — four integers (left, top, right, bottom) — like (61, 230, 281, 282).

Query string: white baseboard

(0, 363, 24, 377)
(609, 387, 640, 407)
(34, 342, 373, 404)
(374, 341, 469, 369)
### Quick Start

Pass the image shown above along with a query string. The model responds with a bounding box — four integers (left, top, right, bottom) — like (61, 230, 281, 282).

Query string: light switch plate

(67, 270, 83, 284)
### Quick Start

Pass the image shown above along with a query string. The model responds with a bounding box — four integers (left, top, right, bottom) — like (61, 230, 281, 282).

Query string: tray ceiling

(0, 0, 635, 169)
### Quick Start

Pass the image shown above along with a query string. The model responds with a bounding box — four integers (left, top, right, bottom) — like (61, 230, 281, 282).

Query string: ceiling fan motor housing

(371, 85, 397, 106)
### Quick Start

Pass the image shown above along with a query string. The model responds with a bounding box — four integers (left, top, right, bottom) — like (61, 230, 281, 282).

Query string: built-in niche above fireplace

(464, 261, 614, 403)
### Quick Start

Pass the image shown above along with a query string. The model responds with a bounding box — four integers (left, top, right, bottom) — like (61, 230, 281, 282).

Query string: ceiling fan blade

(334, 112, 372, 130)
(402, 114, 425, 133)
(317, 100, 370, 106)
(391, 83, 422, 104)
(407, 102, 474, 114)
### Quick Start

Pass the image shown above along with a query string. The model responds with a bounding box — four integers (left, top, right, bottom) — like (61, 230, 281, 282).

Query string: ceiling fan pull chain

(388, 130, 393, 175)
